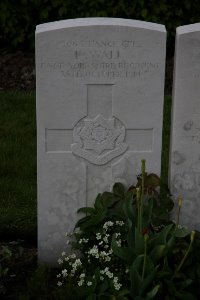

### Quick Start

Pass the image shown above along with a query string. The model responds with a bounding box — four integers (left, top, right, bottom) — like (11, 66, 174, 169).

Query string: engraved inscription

(60, 40, 139, 48)
(39, 61, 159, 79)
(71, 114, 128, 165)
(181, 115, 200, 144)
(38, 38, 160, 79)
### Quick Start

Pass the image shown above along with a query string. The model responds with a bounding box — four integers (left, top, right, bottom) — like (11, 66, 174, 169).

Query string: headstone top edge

(177, 23, 200, 35)
(36, 17, 166, 34)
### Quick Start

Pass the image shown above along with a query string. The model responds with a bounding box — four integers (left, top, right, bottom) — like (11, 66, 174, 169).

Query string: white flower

(87, 281, 92, 286)
(96, 233, 101, 240)
(64, 257, 69, 261)
(115, 233, 121, 238)
(80, 273, 85, 278)
(113, 277, 122, 290)
(116, 221, 124, 226)
(99, 250, 112, 262)
(103, 221, 114, 231)
(100, 267, 109, 275)
(114, 282, 122, 290)
(103, 234, 110, 244)
(61, 251, 66, 256)
(56, 274, 61, 278)
(71, 258, 82, 275)
(105, 256, 111, 262)
(79, 238, 89, 244)
(78, 279, 84, 286)
(106, 271, 113, 278)
(62, 269, 68, 277)
(58, 258, 63, 264)
(116, 239, 121, 247)
(88, 245, 99, 258)
(57, 281, 62, 286)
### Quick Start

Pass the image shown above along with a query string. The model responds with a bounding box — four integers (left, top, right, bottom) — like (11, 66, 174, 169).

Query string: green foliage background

(1, 0, 200, 52)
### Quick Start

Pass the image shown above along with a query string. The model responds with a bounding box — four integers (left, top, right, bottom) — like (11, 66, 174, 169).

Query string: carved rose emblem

(71, 114, 128, 165)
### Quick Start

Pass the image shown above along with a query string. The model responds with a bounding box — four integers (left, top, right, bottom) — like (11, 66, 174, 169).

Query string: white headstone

(170, 24, 200, 230)
(36, 18, 166, 263)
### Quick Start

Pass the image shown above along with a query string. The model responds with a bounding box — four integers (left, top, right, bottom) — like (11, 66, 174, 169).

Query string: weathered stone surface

(36, 18, 166, 263)
(170, 24, 200, 230)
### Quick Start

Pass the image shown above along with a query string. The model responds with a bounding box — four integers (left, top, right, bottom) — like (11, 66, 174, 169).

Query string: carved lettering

(74, 50, 120, 59)
(61, 39, 138, 48)
(39, 60, 159, 79)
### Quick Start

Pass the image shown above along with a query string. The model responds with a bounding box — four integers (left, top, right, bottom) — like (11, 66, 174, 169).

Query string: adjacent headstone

(170, 24, 200, 230)
(36, 18, 166, 263)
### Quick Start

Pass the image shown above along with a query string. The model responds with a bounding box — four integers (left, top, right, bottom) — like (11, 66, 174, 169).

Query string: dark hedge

(1, 0, 200, 53)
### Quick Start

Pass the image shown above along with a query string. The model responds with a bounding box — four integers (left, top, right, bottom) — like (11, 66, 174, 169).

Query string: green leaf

(90, 209, 107, 226)
(174, 227, 190, 238)
(111, 235, 134, 262)
(149, 244, 167, 263)
(130, 257, 143, 295)
(127, 226, 135, 248)
(100, 191, 118, 208)
(146, 285, 160, 299)
(86, 294, 97, 300)
(167, 235, 175, 250)
(94, 194, 104, 210)
(178, 278, 193, 290)
(140, 270, 156, 296)
(135, 228, 144, 255)
(98, 280, 109, 294)
(154, 224, 173, 245)
(132, 254, 145, 274)
(182, 293, 197, 300)
(145, 173, 160, 189)
(142, 200, 153, 227)
(77, 207, 95, 215)
(74, 216, 91, 229)
(113, 182, 125, 196)
(118, 289, 130, 297)
(123, 192, 135, 226)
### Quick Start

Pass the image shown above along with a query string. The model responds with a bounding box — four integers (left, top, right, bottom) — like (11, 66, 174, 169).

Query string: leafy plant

(0, 245, 12, 294)
(1, 1, 200, 52)
(56, 160, 198, 299)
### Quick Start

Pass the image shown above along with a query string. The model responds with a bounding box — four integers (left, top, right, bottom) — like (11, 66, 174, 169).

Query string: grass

(0, 91, 37, 242)
(0, 91, 172, 240)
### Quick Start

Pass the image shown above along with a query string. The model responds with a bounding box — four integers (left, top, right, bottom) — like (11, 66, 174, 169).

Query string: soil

(0, 240, 37, 299)
(0, 51, 174, 94)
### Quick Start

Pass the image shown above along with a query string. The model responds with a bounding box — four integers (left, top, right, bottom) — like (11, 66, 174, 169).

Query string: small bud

(144, 233, 149, 241)
(141, 159, 146, 174)
(190, 230, 195, 243)
(178, 195, 183, 208)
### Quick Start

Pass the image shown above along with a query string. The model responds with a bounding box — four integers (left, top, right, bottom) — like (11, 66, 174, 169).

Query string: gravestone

(36, 18, 166, 263)
(170, 24, 200, 230)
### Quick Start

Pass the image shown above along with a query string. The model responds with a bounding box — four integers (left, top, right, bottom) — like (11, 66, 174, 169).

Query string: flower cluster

(56, 219, 128, 292)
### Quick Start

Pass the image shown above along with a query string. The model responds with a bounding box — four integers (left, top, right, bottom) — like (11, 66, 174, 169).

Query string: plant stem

(175, 195, 183, 231)
(136, 187, 140, 230)
(176, 230, 195, 273)
(142, 234, 148, 280)
(140, 159, 145, 233)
